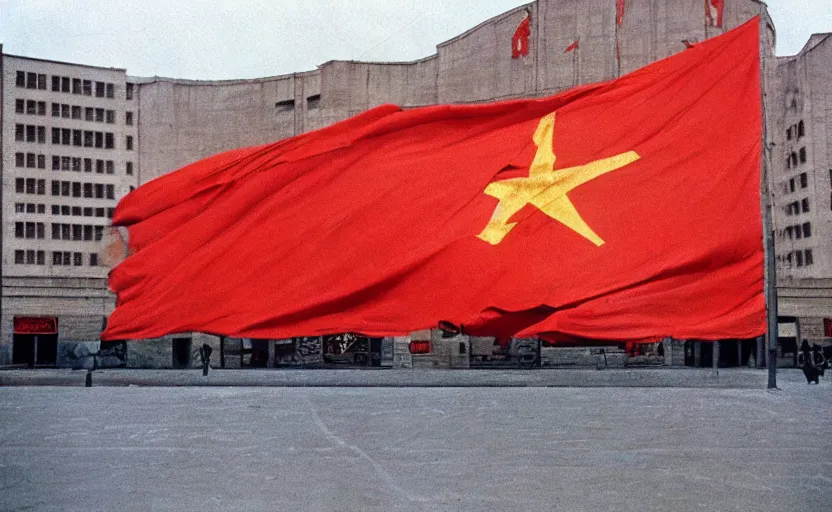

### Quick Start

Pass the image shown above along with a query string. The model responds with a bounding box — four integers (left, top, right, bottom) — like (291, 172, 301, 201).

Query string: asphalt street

(1, 376, 830, 511)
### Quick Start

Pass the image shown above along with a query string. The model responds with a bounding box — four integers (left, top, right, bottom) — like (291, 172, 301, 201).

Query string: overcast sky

(1, 0, 829, 80)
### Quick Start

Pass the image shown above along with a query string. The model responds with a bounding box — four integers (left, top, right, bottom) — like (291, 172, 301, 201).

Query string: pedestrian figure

(798, 340, 820, 384)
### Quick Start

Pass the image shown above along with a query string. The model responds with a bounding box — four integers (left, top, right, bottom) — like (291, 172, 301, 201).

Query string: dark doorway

(12, 334, 58, 367)
(172, 338, 192, 369)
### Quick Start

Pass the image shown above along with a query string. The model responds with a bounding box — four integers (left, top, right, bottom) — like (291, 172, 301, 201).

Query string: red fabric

(512, 16, 531, 58)
(706, 0, 725, 28)
(616, 0, 626, 26)
(564, 40, 579, 53)
(824, 319, 832, 338)
(102, 18, 764, 344)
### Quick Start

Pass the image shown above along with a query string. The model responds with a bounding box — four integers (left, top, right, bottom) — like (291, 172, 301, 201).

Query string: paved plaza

(1, 373, 830, 511)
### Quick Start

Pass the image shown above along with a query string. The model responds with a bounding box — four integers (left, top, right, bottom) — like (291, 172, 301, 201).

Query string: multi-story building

(1, 49, 138, 366)
(3, 0, 829, 368)
(771, 33, 832, 351)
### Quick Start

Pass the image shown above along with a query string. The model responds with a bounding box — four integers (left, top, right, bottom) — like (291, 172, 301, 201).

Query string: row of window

(14, 152, 134, 175)
(12, 203, 115, 219)
(18, 69, 148, 102)
(14, 178, 116, 200)
(16, 98, 135, 126)
(14, 222, 45, 239)
(779, 249, 814, 268)
(784, 173, 809, 194)
(785, 198, 809, 216)
(785, 121, 805, 141)
(785, 147, 807, 169)
(15, 124, 133, 150)
(13, 250, 99, 267)
(50, 204, 115, 218)
(50, 223, 106, 242)
(782, 222, 812, 240)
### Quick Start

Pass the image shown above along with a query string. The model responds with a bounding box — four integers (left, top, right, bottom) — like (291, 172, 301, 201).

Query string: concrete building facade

(2, 0, 828, 368)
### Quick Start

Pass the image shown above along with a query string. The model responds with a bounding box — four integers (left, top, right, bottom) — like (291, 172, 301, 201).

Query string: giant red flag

(102, 18, 764, 343)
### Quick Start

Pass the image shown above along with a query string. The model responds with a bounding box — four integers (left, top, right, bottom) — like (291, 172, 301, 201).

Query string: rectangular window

(95, 226, 104, 241)
(83, 225, 93, 241)
(61, 76, 70, 93)
(26, 125, 36, 142)
(16, 203, 25, 213)
(95, 132, 103, 148)
(26, 203, 35, 213)
(84, 131, 94, 147)
(37, 154, 45, 169)
(52, 156, 60, 170)
(61, 206, 70, 215)
(52, 223, 60, 239)
(37, 101, 46, 116)
(51, 181, 60, 196)
(16, 124, 24, 141)
(51, 102, 60, 117)
(796, 250, 804, 267)
(106, 110, 115, 124)
(795, 225, 803, 239)
(85, 107, 94, 121)
(37, 179, 45, 195)
(126, 162, 134, 175)
(26, 99, 36, 114)
(51, 75, 60, 91)
(37, 223, 45, 239)
(106, 83, 114, 98)
(126, 135, 134, 150)
(62, 181, 70, 196)
(61, 156, 71, 171)
(15, 222, 24, 238)
(105, 133, 114, 149)
(16, 99, 24, 113)
(800, 173, 808, 188)
(26, 72, 37, 89)
(106, 184, 115, 199)
(95, 82, 105, 97)
(89, 253, 99, 266)
(52, 205, 59, 215)
(38, 74, 47, 90)
(73, 207, 82, 217)
(71, 105, 82, 119)
(107, 208, 114, 219)
(16, 153, 25, 167)
(53, 252, 62, 265)
(17, 178, 25, 193)
(83, 80, 92, 96)
(72, 158, 81, 172)
(72, 182, 81, 197)
(74, 252, 83, 266)
(37, 126, 46, 143)
(83, 207, 93, 217)
(95, 184, 104, 198)
(799, 147, 807, 163)
(805, 249, 813, 266)
(25, 222, 36, 238)
(73, 129, 82, 147)
(96, 160, 104, 174)
(62, 128, 71, 145)
(803, 222, 811, 238)
(15, 251, 25, 264)
(36, 203, 44, 214)
(126, 83, 134, 100)
(802, 198, 810, 213)
(72, 224, 82, 241)
(27, 153, 36, 168)
(83, 183, 92, 198)
(52, 128, 60, 144)
(61, 224, 70, 240)
(95, 108, 104, 122)
(63, 252, 71, 266)
(126, 112, 134, 126)
(26, 250, 35, 264)
(17, 71, 26, 87)
(72, 78, 82, 94)
(106, 161, 114, 174)
(25, 178, 36, 194)
(84, 158, 93, 173)
(61, 104, 70, 118)
(95, 208, 105, 217)
(37, 251, 45, 265)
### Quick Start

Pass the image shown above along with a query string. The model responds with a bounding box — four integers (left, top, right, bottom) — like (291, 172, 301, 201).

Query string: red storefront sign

(410, 340, 431, 354)
(14, 316, 58, 334)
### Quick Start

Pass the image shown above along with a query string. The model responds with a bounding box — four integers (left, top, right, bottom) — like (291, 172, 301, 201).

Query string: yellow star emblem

(477, 112, 640, 246)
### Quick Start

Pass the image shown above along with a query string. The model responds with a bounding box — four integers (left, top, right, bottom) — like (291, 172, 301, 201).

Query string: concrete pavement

(1, 380, 830, 512)
(0, 367, 812, 388)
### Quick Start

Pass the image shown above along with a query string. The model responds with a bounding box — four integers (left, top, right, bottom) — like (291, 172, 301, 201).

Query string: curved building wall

(135, 0, 774, 182)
